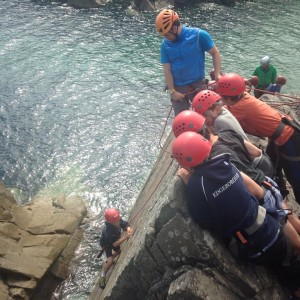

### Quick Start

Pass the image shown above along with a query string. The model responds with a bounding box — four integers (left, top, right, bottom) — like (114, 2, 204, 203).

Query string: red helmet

(172, 131, 212, 168)
(104, 208, 120, 223)
(249, 75, 259, 87)
(217, 73, 246, 96)
(276, 75, 286, 85)
(192, 90, 221, 115)
(172, 110, 205, 137)
(155, 9, 179, 36)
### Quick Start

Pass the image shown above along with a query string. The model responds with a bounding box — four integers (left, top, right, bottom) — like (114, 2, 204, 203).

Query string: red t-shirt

(227, 93, 294, 146)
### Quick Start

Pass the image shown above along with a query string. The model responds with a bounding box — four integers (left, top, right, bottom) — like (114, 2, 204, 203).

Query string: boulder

(95, 168, 287, 299)
(0, 183, 87, 299)
(132, 0, 237, 12)
(0, 277, 10, 300)
(68, 0, 111, 9)
(91, 93, 300, 299)
(67, 0, 240, 11)
(167, 268, 239, 299)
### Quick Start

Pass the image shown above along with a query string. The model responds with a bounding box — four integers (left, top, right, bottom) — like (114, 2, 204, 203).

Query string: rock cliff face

(90, 94, 300, 299)
(0, 183, 87, 300)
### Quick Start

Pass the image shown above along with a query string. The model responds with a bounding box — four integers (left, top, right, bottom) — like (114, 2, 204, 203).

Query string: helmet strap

(198, 125, 211, 140)
(169, 26, 179, 41)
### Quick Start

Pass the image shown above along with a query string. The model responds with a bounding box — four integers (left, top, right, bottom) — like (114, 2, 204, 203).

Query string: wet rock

(132, 0, 237, 12)
(0, 182, 87, 299)
(68, 0, 111, 9)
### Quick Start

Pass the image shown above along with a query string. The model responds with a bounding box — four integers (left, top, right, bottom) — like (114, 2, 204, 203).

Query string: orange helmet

(172, 132, 212, 169)
(104, 208, 120, 223)
(217, 73, 246, 96)
(192, 90, 221, 115)
(155, 9, 179, 36)
(276, 75, 286, 85)
(172, 110, 205, 137)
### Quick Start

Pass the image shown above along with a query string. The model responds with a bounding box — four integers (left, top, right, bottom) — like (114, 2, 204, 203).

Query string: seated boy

(192, 90, 274, 178)
(266, 75, 287, 94)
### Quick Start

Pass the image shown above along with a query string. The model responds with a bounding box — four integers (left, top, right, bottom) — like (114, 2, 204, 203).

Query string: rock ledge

(0, 183, 87, 300)
(90, 93, 300, 300)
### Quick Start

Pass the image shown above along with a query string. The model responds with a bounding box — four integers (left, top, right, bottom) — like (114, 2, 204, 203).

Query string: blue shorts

(261, 177, 287, 218)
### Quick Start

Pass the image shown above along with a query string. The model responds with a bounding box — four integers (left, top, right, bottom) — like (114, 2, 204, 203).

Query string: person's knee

(115, 249, 121, 255)
(106, 256, 113, 265)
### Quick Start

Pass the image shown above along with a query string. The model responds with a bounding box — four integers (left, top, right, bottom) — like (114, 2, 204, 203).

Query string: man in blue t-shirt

(155, 9, 222, 116)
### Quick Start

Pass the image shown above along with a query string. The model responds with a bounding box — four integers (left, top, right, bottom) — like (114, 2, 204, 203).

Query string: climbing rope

(158, 104, 173, 154)
(128, 98, 186, 223)
(129, 81, 300, 224)
(249, 87, 300, 112)
(129, 157, 174, 223)
(252, 87, 300, 102)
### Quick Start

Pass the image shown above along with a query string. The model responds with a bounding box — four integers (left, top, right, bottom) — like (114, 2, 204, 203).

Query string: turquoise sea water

(1, 0, 300, 298)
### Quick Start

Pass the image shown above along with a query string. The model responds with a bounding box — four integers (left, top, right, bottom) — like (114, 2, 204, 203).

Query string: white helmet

(260, 56, 270, 66)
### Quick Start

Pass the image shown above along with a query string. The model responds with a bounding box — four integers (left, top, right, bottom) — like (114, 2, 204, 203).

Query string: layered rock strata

(0, 183, 87, 300)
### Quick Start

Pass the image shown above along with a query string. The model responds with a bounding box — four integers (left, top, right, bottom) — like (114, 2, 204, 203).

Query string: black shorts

(104, 244, 121, 258)
(247, 228, 300, 293)
(249, 228, 287, 266)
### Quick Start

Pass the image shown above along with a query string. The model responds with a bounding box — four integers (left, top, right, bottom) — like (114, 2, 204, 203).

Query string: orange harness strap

(235, 231, 248, 245)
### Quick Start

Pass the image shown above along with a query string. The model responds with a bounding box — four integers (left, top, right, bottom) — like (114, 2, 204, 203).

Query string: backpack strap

(270, 120, 286, 140)
(271, 116, 300, 141)
(282, 116, 300, 132)
(234, 205, 266, 245)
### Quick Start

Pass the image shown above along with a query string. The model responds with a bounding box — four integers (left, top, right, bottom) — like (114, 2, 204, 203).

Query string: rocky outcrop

(90, 94, 300, 299)
(67, 0, 238, 10)
(68, 0, 111, 9)
(0, 183, 87, 300)
(132, 0, 237, 12)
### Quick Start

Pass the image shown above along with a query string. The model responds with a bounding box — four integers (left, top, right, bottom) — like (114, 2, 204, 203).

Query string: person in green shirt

(252, 56, 277, 98)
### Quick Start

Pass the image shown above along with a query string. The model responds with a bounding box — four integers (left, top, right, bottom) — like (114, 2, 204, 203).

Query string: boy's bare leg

(283, 202, 300, 234)
(283, 221, 300, 254)
(103, 256, 114, 274)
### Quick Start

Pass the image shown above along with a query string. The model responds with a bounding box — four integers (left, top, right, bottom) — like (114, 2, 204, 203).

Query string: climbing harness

(229, 206, 277, 259)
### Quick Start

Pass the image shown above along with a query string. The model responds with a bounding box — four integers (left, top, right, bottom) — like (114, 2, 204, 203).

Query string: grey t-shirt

(214, 108, 249, 140)
(209, 130, 265, 185)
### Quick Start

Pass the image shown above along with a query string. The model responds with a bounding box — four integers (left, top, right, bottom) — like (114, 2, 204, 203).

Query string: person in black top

(98, 208, 132, 289)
